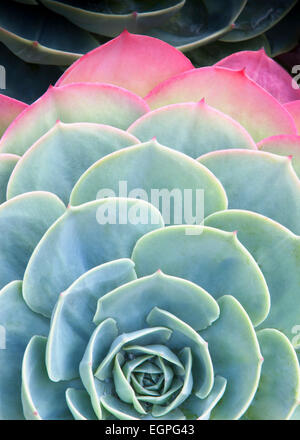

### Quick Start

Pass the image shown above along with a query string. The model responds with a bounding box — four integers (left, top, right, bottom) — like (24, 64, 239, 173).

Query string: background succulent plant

(0, 0, 299, 103)
(0, 31, 300, 420)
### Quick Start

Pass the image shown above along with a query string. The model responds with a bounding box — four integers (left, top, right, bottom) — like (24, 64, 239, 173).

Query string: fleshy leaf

(100, 395, 185, 420)
(258, 134, 300, 178)
(100, 395, 139, 420)
(0, 94, 27, 138)
(137, 379, 182, 404)
(132, 226, 270, 326)
(284, 101, 300, 134)
(124, 345, 184, 371)
(152, 347, 193, 417)
(181, 375, 227, 420)
(188, 35, 272, 67)
(215, 48, 300, 104)
(56, 30, 193, 97)
(95, 327, 172, 381)
(147, 308, 214, 398)
(199, 149, 300, 235)
(23, 198, 163, 317)
(243, 329, 300, 420)
(113, 353, 146, 414)
(0, 191, 65, 289)
(220, 0, 297, 42)
(0, 153, 19, 203)
(0, 281, 49, 420)
(79, 318, 118, 419)
(264, 3, 300, 57)
(201, 295, 262, 420)
(6, 122, 139, 204)
(40, 0, 185, 37)
(144, 0, 247, 51)
(127, 101, 256, 158)
(123, 355, 154, 382)
(145, 66, 297, 142)
(0, 0, 99, 64)
(0, 83, 149, 156)
(94, 271, 220, 333)
(22, 336, 81, 420)
(204, 209, 300, 342)
(66, 388, 97, 420)
(70, 139, 228, 223)
(46, 259, 136, 382)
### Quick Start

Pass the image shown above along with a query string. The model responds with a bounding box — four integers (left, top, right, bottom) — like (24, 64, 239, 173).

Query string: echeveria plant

(0, 31, 300, 421)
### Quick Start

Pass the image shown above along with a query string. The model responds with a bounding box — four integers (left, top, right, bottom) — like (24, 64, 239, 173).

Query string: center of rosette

(96, 340, 193, 417)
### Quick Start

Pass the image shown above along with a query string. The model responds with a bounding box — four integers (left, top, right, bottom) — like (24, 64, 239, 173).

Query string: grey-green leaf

(23, 198, 163, 317)
(132, 226, 270, 326)
(0, 191, 65, 290)
(0, 281, 49, 420)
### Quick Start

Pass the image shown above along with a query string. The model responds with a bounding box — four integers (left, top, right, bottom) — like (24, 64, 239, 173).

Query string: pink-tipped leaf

(0, 83, 149, 156)
(258, 134, 300, 178)
(284, 101, 300, 134)
(146, 66, 297, 142)
(215, 49, 300, 104)
(0, 94, 27, 138)
(56, 30, 194, 97)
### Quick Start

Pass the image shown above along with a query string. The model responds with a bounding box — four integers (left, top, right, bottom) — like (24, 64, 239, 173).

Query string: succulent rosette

(0, 31, 300, 421)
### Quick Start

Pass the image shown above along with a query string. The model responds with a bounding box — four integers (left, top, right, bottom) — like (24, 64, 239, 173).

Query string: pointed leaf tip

(56, 32, 193, 97)
(216, 50, 300, 104)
